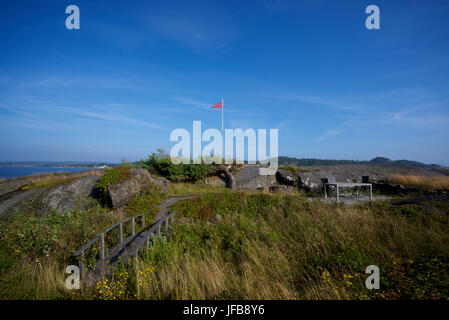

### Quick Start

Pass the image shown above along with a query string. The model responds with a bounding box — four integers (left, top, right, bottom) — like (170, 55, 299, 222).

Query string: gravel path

(154, 195, 195, 220)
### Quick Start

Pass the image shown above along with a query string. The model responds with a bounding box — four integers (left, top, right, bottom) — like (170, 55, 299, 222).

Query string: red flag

(210, 102, 222, 109)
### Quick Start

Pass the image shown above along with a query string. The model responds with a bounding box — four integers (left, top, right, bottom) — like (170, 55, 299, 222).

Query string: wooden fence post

(131, 217, 135, 236)
(78, 252, 85, 282)
(100, 233, 105, 260)
(119, 222, 123, 243)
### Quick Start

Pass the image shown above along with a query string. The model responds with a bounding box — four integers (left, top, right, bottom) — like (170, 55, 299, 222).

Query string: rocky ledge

(107, 168, 169, 209)
(0, 168, 170, 216)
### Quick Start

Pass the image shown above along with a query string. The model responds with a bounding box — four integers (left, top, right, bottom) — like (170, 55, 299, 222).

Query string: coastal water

(0, 166, 88, 180)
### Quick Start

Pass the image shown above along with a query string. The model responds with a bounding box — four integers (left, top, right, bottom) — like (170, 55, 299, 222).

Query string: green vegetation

(0, 204, 117, 299)
(125, 189, 162, 219)
(144, 149, 218, 182)
(122, 149, 243, 183)
(96, 166, 131, 203)
(2, 184, 448, 300)
(20, 177, 77, 190)
(167, 182, 227, 196)
(86, 193, 449, 300)
(0, 183, 165, 299)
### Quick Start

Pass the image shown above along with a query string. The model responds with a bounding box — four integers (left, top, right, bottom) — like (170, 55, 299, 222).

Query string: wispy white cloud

(0, 114, 81, 132)
(0, 98, 167, 131)
(175, 97, 211, 109)
(391, 99, 449, 121)
(273, 89, 449, 135)
(274, 94, 360, 111)
(315, 129, 343, 142)
(68, 109, 166, 130)
(18, 75, 137, 90)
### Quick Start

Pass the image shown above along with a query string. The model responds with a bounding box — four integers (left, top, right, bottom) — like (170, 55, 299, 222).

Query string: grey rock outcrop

(371, 182, 426, 195)
(296, 165, 445, 183)
(296, 172, 329, 192)
(0, 170, 104, 197)
(107, 169, 170, 209)
(0, 179, 29, 197)
(276, 169, 297, 186)
(209, 176, 227, 187)
(41, 175, 101, 213)
(107, 168, 150, 209)
(234, 167, 277, 190)
(148, 174, 170, 194)
(0, 188, 47, 217)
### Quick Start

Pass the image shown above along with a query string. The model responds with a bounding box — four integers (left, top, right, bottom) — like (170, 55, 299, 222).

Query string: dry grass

(2, 189, 449, 300)
(168, 182, 227, 196)
(19, 171, 102, 190)
(0, 255, 73, 299)
(135, 243, 303, 300)
(122, 194, 449, 300)
(389, 174, 449, 191)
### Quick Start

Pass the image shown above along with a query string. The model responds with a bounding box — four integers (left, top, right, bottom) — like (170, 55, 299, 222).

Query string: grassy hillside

(1, 186, 448, 300)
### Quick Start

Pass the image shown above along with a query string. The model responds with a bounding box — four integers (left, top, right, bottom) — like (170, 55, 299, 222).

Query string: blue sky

(1, 0, 449, 165)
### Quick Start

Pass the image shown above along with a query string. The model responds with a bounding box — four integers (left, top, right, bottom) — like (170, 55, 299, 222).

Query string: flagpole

(221, 98, 224, 138)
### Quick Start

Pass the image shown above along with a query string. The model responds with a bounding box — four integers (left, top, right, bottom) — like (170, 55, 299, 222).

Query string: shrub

(185, 163, 210, 182)
(96, 166, 131, 203)
(147, 149, 213, 182)
(125, 190, 162, 218)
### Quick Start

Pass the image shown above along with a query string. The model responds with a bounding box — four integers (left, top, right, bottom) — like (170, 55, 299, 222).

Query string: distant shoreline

(0, 166, 96, 180)
(0, 162, 118, 170)
(0, 165, 96, 169)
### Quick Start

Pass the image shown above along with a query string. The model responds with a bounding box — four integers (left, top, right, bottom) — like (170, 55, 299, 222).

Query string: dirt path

(154, 195, 195, 220)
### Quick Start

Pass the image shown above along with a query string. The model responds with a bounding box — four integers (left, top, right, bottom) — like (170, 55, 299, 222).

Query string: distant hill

(278, 156, 449, 174)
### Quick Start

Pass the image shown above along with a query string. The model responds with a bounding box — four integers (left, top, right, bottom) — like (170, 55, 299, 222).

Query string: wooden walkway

(73, 195, 194, 285)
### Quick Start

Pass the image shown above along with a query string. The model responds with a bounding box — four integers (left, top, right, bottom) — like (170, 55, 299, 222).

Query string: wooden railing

(129, 211, 175, 257)
(73, 210, 175, 281)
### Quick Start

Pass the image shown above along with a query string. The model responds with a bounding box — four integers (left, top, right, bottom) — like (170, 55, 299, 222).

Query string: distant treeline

(278, 156, 448, 171)
(3, 156, 447, 174)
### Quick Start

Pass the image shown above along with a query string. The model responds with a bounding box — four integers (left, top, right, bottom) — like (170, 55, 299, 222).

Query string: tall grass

(114, 193, 449, 300)
(389, 174, 449, 191)
(1, 190, 448, 299)
(0, 205, 120, 299)
(167, 182, 227, 196)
